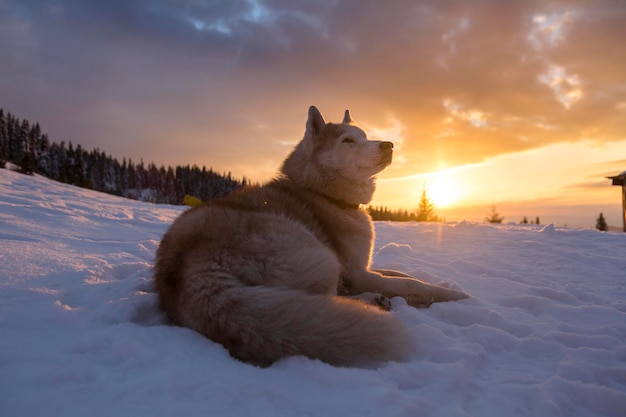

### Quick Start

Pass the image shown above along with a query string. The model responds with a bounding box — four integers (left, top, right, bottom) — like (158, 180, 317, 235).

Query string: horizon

(1, 1, 625, 229)
(2, 104, 621, 229)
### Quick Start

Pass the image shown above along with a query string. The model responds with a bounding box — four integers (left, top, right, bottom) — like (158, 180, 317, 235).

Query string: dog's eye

(342, 137, 355, 144)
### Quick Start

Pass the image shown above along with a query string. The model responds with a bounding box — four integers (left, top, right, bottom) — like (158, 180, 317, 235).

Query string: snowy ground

(1, 168, 625, 417)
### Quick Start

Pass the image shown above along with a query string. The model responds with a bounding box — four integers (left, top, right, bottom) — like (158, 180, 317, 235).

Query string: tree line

(368, 189, 442, 222)
(0, 109, 247, 204)
(367, 206, 421, 222)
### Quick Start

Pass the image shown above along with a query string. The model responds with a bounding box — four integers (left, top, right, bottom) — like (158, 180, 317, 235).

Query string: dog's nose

(380, 141, 393, 150)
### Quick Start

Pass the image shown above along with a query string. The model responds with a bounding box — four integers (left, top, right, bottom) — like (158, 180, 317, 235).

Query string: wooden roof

(607, 171, 626, 186)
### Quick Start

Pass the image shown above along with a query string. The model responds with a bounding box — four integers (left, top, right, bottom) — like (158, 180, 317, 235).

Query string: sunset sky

(1, 0, 625, 228)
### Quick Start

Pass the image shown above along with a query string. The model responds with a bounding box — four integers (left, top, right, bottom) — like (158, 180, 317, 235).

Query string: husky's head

(281, 106, 394, 205)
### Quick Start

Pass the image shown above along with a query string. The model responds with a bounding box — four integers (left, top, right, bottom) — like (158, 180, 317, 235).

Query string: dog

(154, 106, 468, 367)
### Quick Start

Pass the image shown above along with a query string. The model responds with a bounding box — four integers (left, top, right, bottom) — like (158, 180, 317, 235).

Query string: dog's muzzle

(379, 141, 393, 165)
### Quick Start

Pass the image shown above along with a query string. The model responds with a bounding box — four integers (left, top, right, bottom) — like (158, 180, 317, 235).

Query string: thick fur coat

(154, 106, 467, 367)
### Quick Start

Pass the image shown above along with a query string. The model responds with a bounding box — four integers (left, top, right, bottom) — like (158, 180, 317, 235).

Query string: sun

(426, 171, 461, 208)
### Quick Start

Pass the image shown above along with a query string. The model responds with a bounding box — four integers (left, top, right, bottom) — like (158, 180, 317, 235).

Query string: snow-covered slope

(1, 168, 625, 417)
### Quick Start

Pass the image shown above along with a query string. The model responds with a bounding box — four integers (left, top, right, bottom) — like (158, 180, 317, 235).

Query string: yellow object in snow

(183, 194, 202, 207)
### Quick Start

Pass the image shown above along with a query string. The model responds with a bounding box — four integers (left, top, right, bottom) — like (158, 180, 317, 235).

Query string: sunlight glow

(374, 139, 626, 228)
(426, 170, 463, 208)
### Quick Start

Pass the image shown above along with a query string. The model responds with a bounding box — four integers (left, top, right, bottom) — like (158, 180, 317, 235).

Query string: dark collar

(319, 194, 361, 210)
(272, 177, 361, 210)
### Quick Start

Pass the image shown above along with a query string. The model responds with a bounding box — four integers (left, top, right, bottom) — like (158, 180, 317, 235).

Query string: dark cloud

(1, 0, 625, 179)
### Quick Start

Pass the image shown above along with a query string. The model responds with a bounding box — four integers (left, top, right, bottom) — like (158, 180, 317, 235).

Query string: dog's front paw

(405, 294, 435, 308)
(347, 292, 391, 311)
(406, 287, 469, 308)
(371, 294, 392, 311)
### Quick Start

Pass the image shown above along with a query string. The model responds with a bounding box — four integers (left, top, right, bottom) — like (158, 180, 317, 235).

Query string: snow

(1, 168, 625, 417)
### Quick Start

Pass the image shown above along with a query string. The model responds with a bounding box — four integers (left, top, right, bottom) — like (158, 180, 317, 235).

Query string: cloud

(538, 65, 583, 108)
(443, 99, 491, 128)
(528, 10, 576, 50)
(1, 0, 625, 181)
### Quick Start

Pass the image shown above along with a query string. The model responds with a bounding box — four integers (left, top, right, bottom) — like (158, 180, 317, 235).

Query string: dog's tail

(176, 284, 414, 367)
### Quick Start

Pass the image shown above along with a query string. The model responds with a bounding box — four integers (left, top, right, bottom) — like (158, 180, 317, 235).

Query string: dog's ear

(306, 106, 326, 135)
(342, 109, 352, 124)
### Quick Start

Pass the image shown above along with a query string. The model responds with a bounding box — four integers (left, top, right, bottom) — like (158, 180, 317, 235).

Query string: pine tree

(13, 119, 30, 170)
(0, 109, 7, 162)
(36, 134, 51, 175)
(416, 188, 439, 222)
(7, 113, 19, 161)
(596, 212, 608, 232)
(164, 166, 177, 204)
(485, 205, 504, 223)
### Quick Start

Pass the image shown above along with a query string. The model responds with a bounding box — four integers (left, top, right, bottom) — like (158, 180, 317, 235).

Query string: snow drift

(1, 168, 625, 417)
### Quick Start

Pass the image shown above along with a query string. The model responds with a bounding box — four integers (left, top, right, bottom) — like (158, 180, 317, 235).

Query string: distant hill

(0, 109, 247, 204)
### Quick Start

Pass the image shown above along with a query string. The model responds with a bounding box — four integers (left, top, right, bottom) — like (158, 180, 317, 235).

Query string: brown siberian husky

(154, 106, 468, 367)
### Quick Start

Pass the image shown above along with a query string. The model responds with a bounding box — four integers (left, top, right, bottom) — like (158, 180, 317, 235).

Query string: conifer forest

(0, 109, 247, 205)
